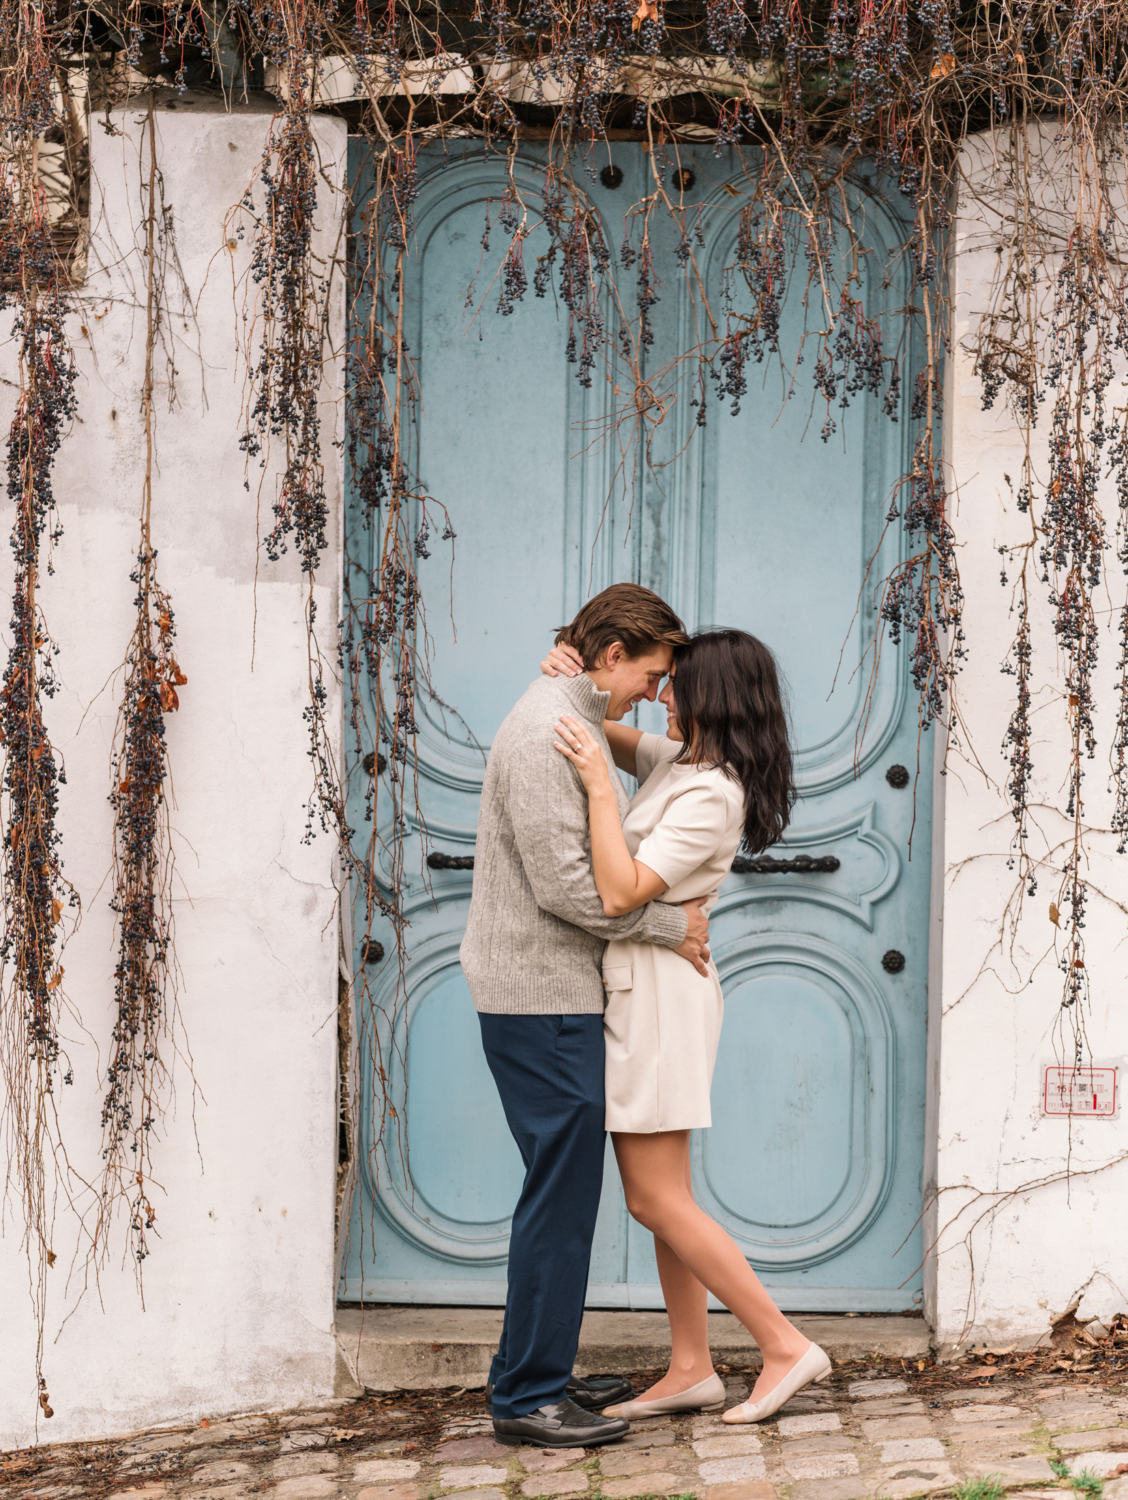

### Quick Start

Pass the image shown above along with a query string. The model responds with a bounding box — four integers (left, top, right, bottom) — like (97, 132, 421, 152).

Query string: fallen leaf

(930, 52, 956, 77)
(51, 899, 62, 924)
(1050, 1298, 1084, 1334)
(158, 613, 172, 633)
(171, 659, 188, 686)
(159, 682, 179, 712)
(46, 969, 63, 991)
(46, 1249, 56, 1267)
(983, 1344, 1017, 1356)
(1049, 902, 1060, 926)
(200, 1418, 210, 1429)
(721, 182, 741, 196)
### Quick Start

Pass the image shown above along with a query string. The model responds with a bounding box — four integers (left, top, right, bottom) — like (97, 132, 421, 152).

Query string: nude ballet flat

(603, 1372, 726, 1420)
(721, 1343, 832, 1424)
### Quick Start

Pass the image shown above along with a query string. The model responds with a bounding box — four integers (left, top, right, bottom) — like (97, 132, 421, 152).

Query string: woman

(541, 629, 830, 1424)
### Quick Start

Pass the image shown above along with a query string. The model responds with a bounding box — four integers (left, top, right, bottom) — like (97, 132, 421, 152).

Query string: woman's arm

(541, 644, 643, 775)
(604, 721, 642, 779)
(553, 716, 668, 916)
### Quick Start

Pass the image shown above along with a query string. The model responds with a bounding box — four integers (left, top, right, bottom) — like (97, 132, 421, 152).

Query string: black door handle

(731, 854, 840, 874)
(428, 851, 475, 870)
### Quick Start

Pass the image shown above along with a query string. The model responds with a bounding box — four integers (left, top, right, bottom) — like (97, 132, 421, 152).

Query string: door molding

(693, 933, 897, 1270)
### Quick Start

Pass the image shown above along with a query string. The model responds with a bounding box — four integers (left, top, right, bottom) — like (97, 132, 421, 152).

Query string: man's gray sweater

(460, 671, 689, 1014)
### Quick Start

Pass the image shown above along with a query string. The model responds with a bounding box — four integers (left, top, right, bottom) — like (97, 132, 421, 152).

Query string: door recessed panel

(705, 253, 870, 756)
(707, 967, 854, 1228)
(414, 196, 572, 758)
(406, 971, 524, 1226)
(692, 934, 895, 1271)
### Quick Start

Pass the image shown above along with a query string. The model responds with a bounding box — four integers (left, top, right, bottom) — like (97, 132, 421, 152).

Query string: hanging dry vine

(96, 101, 191, 1275)
(0, 0, 79, 1422)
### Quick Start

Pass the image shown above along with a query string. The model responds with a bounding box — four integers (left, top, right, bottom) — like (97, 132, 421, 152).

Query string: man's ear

(603, 641, 624, 669)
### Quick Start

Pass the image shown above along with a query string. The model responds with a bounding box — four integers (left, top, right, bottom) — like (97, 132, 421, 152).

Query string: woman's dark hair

(672, 629, 795, 854)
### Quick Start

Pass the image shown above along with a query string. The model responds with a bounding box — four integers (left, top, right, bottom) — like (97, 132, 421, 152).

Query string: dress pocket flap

(602, 962, 633, 993)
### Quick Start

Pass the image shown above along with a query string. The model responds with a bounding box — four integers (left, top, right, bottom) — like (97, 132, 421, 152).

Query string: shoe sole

(485, 1388, 633, 1416)
(493, 1428, 627, 1448)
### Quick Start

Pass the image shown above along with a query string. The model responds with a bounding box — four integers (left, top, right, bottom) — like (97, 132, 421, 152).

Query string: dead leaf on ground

(1049, 1297, 1096, 1352)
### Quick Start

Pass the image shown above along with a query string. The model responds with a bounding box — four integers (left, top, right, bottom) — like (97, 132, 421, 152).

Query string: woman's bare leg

(626, 1134, 714, 1402)
(613, 1130, 810, 1402)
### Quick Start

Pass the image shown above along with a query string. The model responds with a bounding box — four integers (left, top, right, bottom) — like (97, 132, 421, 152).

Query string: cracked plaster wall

(0, 101, 347, 1448)
(927, 124, 1128, 1354)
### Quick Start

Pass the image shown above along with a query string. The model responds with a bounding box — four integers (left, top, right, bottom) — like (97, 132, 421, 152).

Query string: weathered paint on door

(339, 142, 931, 1312)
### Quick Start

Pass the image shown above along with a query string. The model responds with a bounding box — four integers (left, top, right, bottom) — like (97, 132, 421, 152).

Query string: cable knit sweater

(460, 671, 689, 1014)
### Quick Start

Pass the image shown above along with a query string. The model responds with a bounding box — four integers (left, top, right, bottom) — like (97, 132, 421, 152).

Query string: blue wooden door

(339, 142, 930, 1313)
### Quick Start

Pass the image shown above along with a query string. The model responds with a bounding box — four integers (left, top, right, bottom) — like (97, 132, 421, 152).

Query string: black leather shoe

(484, 1373, 633, 1413)
(493, 1396, 629, 1447)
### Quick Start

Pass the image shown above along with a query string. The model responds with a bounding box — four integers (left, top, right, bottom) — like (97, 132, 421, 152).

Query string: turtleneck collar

(558, 670, 611, 725)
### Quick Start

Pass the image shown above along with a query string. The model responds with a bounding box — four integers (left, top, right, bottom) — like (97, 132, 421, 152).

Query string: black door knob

(882, 950, 906, 973)
(885, 765, 909, 788)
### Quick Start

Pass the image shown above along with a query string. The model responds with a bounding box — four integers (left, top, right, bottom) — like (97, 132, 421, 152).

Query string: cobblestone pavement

(6, 1366, 1128, 1500)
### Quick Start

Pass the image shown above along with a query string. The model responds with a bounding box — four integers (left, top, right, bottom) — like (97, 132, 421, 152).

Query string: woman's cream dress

(602, 732, 745, 1133)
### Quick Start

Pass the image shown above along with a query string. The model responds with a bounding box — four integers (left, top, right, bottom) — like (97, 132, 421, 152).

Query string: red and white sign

(1043, 1066, 1118, 1117)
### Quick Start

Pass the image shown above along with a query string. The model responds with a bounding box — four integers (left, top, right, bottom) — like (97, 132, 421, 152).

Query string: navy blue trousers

(478, 1012, 606, 1420)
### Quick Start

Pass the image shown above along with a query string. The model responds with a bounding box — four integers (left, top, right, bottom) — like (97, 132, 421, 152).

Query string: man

(460, 584, 711, 1448)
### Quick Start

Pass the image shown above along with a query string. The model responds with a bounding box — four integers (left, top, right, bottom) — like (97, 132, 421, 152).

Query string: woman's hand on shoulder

(541, 642, 584, 677)
(554, 715, 613, 796)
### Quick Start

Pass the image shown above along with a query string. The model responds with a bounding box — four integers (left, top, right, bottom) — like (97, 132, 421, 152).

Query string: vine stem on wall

(95, 99, 191, 1279)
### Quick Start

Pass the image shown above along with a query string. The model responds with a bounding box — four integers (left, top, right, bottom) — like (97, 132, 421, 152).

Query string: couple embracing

(460, 584, 830, 1449)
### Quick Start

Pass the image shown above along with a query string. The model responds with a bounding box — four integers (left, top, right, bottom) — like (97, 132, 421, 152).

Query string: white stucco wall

(0, 100, 347, 1448)
(927, 125, 1128, 1353)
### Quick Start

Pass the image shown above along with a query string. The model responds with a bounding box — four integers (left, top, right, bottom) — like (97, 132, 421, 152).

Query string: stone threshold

(334, 1307, 931, 1393)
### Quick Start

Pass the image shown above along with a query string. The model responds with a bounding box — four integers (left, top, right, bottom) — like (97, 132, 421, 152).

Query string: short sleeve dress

(602, 732, 745, 1133)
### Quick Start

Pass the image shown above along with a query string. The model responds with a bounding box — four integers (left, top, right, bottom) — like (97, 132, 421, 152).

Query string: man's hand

(675, 898, 710, 976)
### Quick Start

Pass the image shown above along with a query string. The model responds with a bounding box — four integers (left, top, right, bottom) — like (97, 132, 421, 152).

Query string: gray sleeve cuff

(638, 900, 688, 949)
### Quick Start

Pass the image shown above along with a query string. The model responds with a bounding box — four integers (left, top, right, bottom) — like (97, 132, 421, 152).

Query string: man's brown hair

(555, 584, 687, 668)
